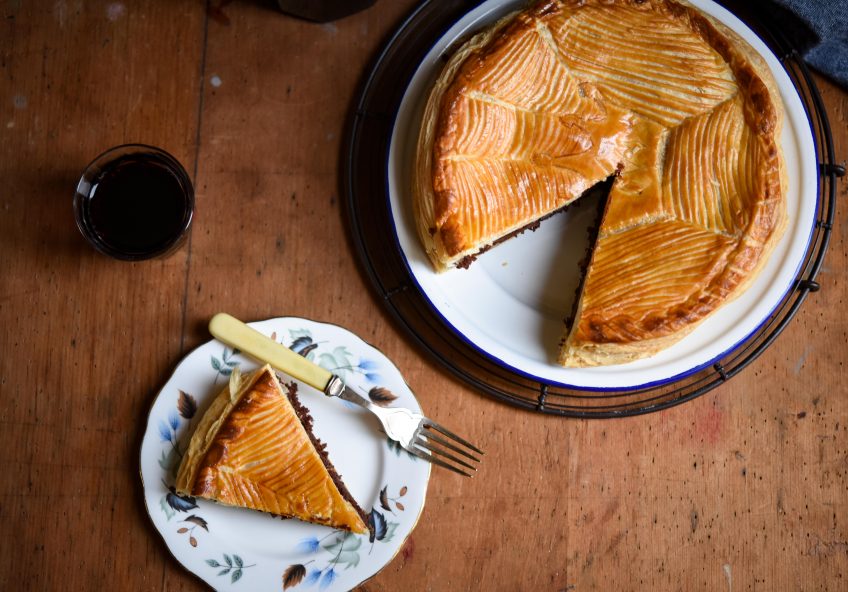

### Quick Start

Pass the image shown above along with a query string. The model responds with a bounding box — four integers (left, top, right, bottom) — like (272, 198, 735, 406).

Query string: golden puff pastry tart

(176, 365, 370, 535)
(413, 0, 786, 367)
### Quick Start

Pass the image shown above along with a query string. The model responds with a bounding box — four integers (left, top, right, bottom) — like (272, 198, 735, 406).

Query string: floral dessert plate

(140, 317, 430, 591)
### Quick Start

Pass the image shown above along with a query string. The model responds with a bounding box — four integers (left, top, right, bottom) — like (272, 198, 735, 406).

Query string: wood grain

(0, 1, 845, 590)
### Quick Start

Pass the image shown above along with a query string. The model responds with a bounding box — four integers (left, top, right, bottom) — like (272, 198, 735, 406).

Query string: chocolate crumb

(280, 376, 372, 536)
(453, 202, 575, 270)
(565, 176, 615, 333)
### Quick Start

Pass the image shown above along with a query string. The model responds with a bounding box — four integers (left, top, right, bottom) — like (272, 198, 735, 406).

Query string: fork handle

(209, 313, 333, 392)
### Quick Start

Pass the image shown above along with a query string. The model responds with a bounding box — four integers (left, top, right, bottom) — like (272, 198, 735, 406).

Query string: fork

(209, 313, 483, 477)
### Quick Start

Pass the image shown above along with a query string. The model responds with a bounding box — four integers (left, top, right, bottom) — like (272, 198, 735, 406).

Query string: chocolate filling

(564, 176, 615, 334)
(281, 378, 373, 536)
(455, 201, 575, 270)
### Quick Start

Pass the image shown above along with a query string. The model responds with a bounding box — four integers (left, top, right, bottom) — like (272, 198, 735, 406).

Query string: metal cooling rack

(342, 0, 844, 417)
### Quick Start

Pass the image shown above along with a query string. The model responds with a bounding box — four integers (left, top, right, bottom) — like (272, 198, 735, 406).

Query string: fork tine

(421, 426, 481, 462)
(406, 446, 472, 477)
(413, 438, 478, 472)
(423, 419, 484, 455)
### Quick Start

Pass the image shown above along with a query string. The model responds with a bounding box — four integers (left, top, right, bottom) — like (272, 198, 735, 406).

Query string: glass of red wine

(73, 144, 194, 260)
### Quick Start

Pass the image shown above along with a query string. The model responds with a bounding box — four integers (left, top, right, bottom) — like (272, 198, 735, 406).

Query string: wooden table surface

(1, 1, 846, 590)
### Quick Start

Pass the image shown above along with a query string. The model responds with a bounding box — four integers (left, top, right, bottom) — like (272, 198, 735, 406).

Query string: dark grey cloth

(774, 0, 848, 88)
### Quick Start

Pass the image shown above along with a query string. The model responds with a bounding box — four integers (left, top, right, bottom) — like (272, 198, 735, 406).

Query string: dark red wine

(75, 147, 193, 260)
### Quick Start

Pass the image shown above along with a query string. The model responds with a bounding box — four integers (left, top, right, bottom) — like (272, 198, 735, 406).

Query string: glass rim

(73, 144, 195, 261)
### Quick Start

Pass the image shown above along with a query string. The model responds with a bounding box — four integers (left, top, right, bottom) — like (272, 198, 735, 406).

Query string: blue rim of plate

(343, 0, 840, 414)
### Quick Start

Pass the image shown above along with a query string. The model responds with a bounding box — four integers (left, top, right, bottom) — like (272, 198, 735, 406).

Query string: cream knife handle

(208, 313, 333, 392)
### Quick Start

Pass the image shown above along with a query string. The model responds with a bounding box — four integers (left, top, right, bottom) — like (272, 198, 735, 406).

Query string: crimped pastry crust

(175, 365, 370, 534)
(413, 0, 786, 367)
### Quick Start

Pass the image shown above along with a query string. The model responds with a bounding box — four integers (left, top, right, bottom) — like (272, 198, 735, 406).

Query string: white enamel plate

(387, 0, 817, 390)
(141, 318, 430, 591)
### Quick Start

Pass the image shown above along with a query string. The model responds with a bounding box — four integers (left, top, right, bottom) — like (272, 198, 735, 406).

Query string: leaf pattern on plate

(206, 553, 255, 584)
(368, 387, 398, 407)
(379, 487, 391, 512)
(319, 568, 337, 590)
(177, 391, 197, 419)
(211, 346, 241, 380)
(282, 482, 405, 589)
(164, 486, 197, 513)
(290, 336, 316, 357)
(305, 568, 322, 586)
(157, 391, 207, 549)
(287, 330, 386, 385)
(386, 437, 418, 461)
(368, 511, 387, 543)
(184, 515, 209, 531)
(377, 485, 408, 514)
(288, 330, 318, 362)
(172, 504, 206, 548)
(283, 564, 307, 590)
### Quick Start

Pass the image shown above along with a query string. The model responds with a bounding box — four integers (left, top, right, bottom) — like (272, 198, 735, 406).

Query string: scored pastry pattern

(422, 0, 784, 365)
